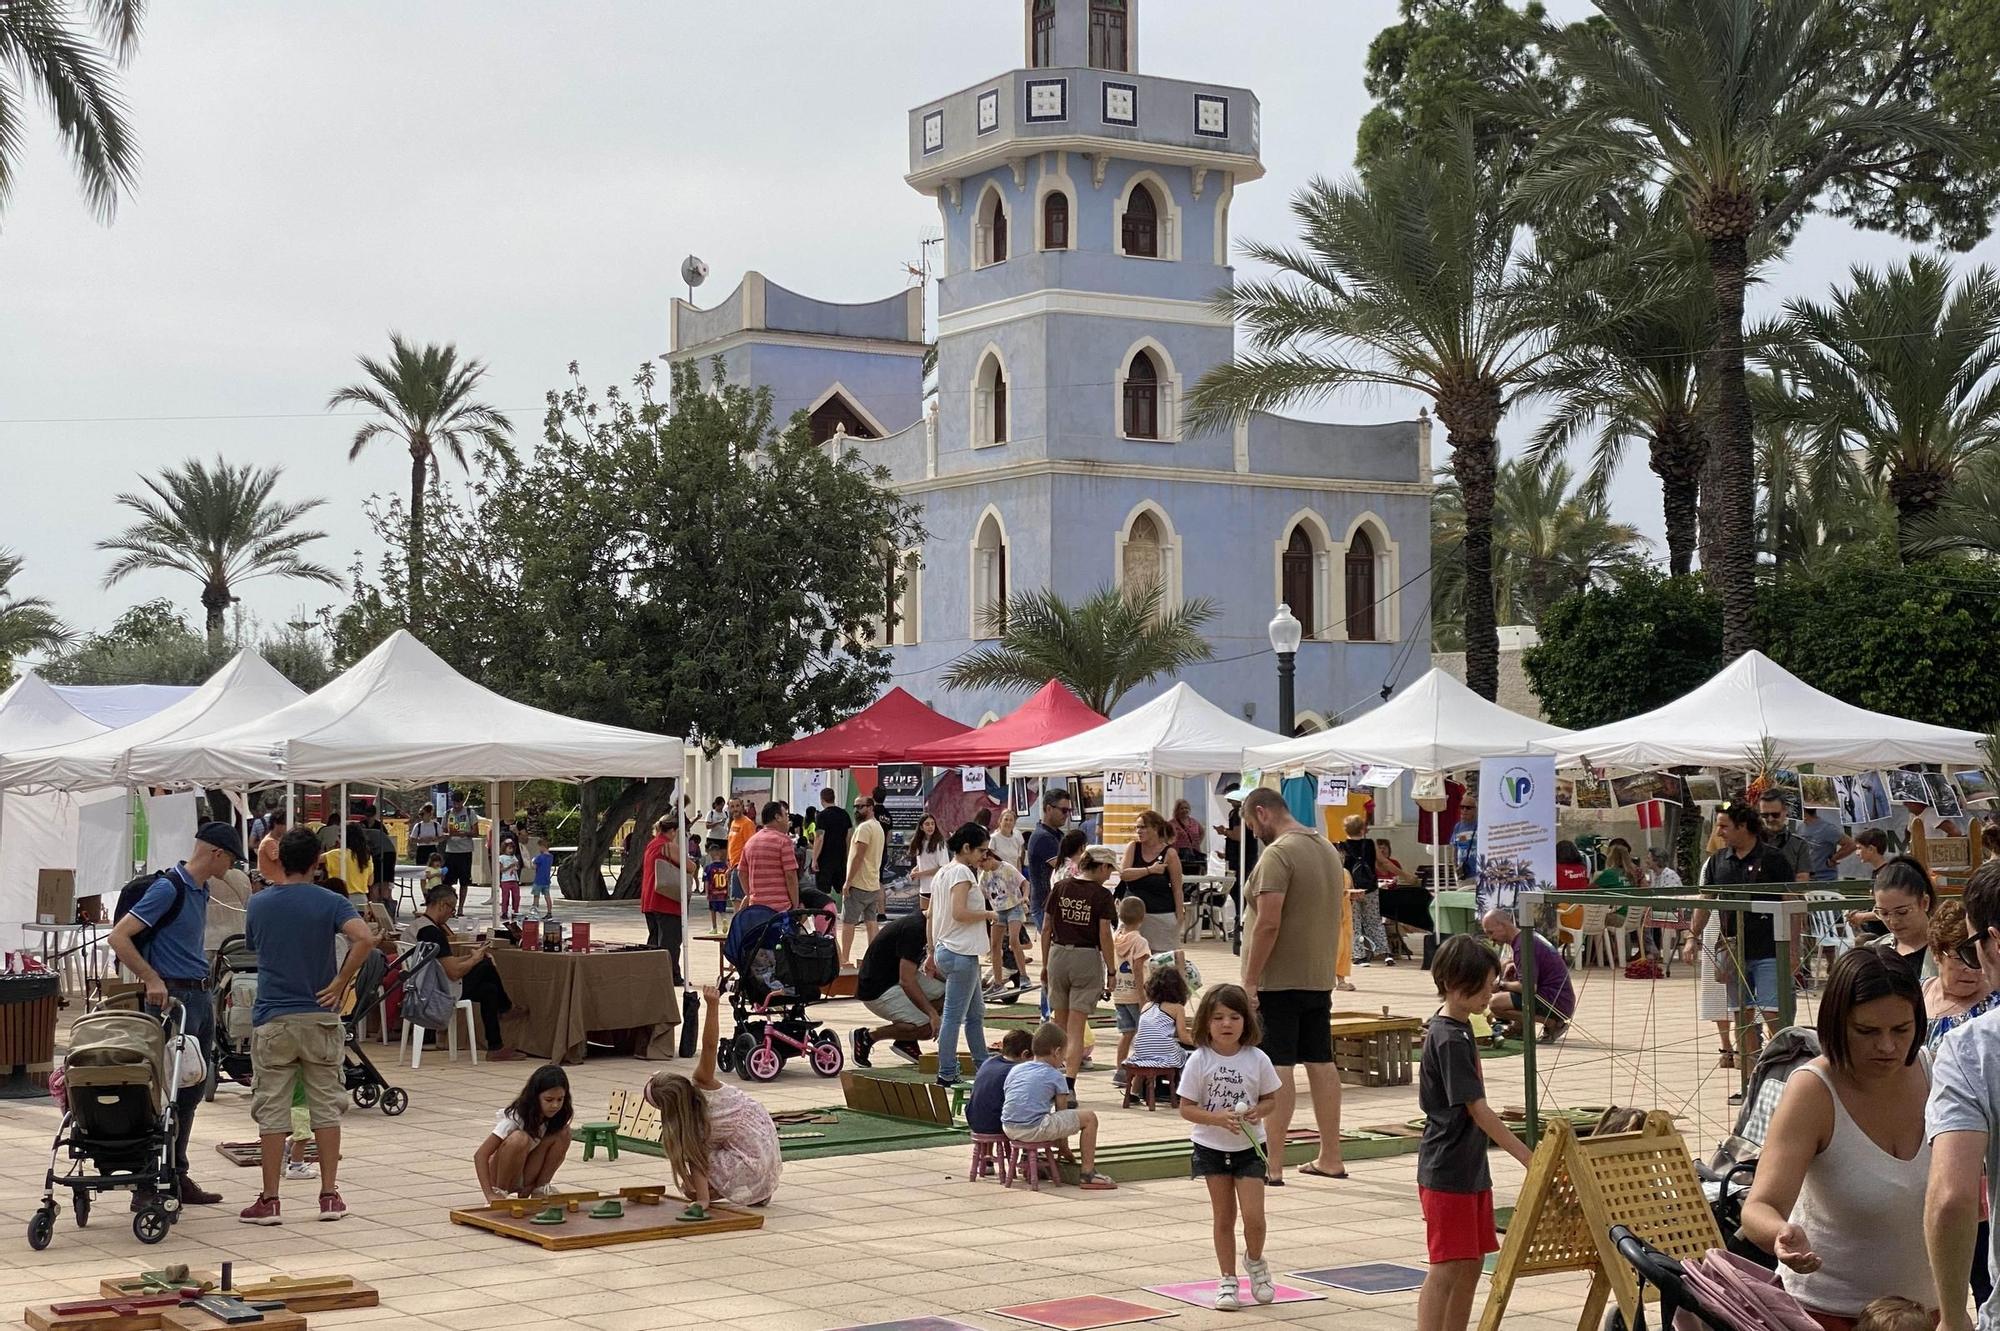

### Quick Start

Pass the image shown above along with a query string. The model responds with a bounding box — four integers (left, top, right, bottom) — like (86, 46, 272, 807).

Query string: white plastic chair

(1559, 904, 1614, 967)
(400, 1000, 480, 1067)
(1806, 890, 1854, 955)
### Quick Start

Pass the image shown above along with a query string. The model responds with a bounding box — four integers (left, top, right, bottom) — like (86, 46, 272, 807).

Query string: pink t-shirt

(740, 826, 797, 910)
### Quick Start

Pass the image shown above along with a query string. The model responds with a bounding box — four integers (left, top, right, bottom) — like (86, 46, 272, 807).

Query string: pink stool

(969, 1132, 1013, 1183)
(1009, 1139, 1064, 1190)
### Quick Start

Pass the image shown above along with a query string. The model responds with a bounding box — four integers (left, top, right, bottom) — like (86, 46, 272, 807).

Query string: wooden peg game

(449, 1185, 763, 1250)
(94, 1275, 375, 1315)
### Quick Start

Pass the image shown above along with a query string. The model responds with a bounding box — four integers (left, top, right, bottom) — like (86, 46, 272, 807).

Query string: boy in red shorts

(1417, 933, 1533, 1331)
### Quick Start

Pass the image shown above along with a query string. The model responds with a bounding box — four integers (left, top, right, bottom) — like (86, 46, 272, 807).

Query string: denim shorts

(1191, 1142, 1266, 1180)
(995, 904, 1026, 926)
(1115, 1002, 1141, 1033)
(1728, 956, 1779, 1013)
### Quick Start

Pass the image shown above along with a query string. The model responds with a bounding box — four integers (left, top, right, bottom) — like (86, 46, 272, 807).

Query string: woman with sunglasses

(1870, 855, 1938, 982)
(1925, 901, 2000, 1049)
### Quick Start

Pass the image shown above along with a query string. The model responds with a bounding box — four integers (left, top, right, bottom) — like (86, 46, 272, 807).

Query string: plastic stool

(1121, 1065, 1179, 1110)
(1009, 1139, 1063, 1190)
(401, 1000, 480, 1067)
(949, 1082, 969, 1123)
(578, 1121, 621, 1161)
(969, 1132, 1013, 1183)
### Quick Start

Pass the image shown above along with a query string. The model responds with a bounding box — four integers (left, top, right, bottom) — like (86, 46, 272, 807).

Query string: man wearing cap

(109, 821, 245, 1208)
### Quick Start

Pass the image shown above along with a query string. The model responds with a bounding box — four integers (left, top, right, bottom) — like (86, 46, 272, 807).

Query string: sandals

(1717, 1049, 1737, 1070)
(1077, 1171, 1118, 1190)
(1298, 1163, 1348, 1180)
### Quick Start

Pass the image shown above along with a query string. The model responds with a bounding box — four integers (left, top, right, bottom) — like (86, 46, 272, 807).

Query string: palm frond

(942, 585, 1216, 716)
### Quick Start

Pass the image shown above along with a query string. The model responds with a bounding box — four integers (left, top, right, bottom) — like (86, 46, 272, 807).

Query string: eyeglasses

(1760, 811, 1788, 823)
(1957, 934, 1986, 970)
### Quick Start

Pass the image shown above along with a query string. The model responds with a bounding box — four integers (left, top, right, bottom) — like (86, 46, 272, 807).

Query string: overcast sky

(6, 1, 1998, 650)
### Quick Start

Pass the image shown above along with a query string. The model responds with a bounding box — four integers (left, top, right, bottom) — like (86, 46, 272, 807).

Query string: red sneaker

(237, 1194, 281, 1226)
(318, 1191, 348, 1222)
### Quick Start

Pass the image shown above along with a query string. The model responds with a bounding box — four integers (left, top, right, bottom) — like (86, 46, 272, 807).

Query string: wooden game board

(214, 1141, 321, 1167)
(448, 1186, 763, 1250)
(26, 1296, 307, 1331)
(95, 1274, 376, 1314)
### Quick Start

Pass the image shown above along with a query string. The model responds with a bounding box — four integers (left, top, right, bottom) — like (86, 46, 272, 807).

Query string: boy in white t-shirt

(1109, 896, 1153, 1085)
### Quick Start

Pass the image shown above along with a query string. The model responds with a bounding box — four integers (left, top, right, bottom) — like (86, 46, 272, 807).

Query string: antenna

(680, 254, 709, 306)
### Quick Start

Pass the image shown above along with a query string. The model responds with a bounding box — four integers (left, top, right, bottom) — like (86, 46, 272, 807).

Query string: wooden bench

(1329, 1009, 1422, 1088)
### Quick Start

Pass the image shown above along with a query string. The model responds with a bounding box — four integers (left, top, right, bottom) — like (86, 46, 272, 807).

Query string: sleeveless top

(1782, 1063, 1936, 1315)
(1128, 1004, 1186, 1068)
(1122, 842, 1176, 915)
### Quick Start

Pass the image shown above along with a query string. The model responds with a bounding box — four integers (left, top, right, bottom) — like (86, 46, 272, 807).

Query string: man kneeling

(850, 909, 944, 1067)
(1480, 909, 1575, 1042)
(1002, 1022, 1116, 1189)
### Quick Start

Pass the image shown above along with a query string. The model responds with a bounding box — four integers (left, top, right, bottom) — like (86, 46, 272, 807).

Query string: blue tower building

(670, 0, 1431, 735)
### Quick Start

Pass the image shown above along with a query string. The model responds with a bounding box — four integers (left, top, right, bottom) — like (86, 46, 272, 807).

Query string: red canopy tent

(905, 680, 1107, 767)
(756, 686, 971, 769)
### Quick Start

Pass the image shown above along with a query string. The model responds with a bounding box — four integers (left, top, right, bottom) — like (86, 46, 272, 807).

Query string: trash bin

(0, 972, 61, 1098)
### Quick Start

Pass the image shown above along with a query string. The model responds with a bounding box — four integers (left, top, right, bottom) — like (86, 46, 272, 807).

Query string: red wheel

(744, 1043, 783, 1082)
(809, 1034, 844, 1078)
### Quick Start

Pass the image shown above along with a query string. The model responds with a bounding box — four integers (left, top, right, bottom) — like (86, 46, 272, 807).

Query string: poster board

(1474, 757, 1555, 916)
(35, 869, 75, 924)
(877, 763, 927, 885)
(1101, 769, 1149, 848)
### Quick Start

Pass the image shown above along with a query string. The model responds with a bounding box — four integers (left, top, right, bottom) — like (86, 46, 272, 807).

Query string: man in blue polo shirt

(1025, 787, 1072, 932)
(109, 821, 244, 1208)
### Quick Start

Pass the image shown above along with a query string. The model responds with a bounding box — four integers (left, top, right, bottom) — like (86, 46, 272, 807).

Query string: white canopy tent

(1243, 667, 1572, 774)
(0, 676, 123, 949)
(1010, 682, 1287, 778)
(0, 651, 305, 792)
(52, 684, 196, 729)
(1541, 650, 1988, 774)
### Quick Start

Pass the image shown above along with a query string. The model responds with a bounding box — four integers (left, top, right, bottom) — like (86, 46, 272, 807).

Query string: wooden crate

(1328, 1011, 1422, 1088)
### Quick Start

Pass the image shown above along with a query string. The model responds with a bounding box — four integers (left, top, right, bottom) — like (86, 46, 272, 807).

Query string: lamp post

(1268, 603, 1302, 737)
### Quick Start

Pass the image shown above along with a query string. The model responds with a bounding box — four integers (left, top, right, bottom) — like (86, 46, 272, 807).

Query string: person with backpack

(107, 821, 246, 1209)
(411, 886, 519, 1060)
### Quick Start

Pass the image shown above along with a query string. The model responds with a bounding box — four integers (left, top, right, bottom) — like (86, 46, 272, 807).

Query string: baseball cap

(1078, 847, 1118, 870)
(194, 822, 246, 864)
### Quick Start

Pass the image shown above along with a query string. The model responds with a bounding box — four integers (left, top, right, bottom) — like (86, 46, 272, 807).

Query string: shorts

(1115, 1002, 1141, 1033)
(1419, 1186, 1498, 1263)
(250, 1014, 345, 1134)
(1047, 944, 1107, 1013)
(1498, 985, 1573, 1023)
(863, 972, 946, 1026)
(1138, 913, 1178, 953)
(1191, 1142, 1266, 1180)
(1006, 1109, 1081, 1144)
(995, 904, 1026, 927)
(841, 886, 884, 925)
(1258, 988, 1333, 1067)
(1728, 956, 1779, 1013)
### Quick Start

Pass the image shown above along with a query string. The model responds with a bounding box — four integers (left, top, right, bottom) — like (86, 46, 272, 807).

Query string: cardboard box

(34, 870, 75, 924)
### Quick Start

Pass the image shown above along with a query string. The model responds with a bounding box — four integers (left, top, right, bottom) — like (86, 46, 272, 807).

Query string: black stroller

(31, 1003, 192, 1248)
(718, 901, 845, 1082)
(342, 940, 434, 1115)
(1697, 1027, 1822, 1270)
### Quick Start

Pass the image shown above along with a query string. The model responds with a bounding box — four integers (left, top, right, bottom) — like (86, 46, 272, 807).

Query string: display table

(490, 949, 679, 1065)
(1431, 890, 1479, 938)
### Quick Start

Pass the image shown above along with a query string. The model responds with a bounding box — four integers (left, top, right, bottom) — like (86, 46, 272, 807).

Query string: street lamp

(1268, 603, 1302, 737)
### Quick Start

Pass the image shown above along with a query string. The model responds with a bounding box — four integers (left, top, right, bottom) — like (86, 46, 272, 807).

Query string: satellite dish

(680, 255, 709, 289)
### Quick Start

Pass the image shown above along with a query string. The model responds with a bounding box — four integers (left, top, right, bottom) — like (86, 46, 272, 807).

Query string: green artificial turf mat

(605, 1107, 964, 1162)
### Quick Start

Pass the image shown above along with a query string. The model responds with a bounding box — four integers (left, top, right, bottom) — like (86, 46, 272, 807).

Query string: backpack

(111, 871, 183, 957)
(400, 952, 457, 1031)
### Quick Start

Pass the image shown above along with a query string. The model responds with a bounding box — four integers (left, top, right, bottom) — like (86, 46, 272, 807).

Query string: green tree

(1753, 380, 1889, 575)
(0, 0, 142, 222)
(1522, 569, 1723, 728)
(1765, 255, 2000, 551)
(941, 583, 1217, 717)
(0, 549, 72, 685)
(1186, 122, 1577, 701)
(1525, 0, 1972, 662)
(328, 335, 512, 628)
(41, 599, 332, 690)
(1430, 458, 1647, 648)
(1906, 450, 2000, 558)
(97, 456, 342, 653)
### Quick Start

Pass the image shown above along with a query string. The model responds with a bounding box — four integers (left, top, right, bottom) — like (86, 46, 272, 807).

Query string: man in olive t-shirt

(1239, 787, 1347, 1180)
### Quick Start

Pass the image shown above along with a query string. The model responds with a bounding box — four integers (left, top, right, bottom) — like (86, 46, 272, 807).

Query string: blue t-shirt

(533, 851, 554, 887)
(966, 1055, 1018, 1135)
(128, 867, 209, 984)
(1001, 1058, 1069, 1126)
(1027, 823, 1064, 901)
(245, 883, 359, 1026)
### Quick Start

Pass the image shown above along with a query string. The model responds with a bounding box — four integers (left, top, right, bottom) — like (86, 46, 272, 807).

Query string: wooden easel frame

(1477, 1112, 1723, 1331)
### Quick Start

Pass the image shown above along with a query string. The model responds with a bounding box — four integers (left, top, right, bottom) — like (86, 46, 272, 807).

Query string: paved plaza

(0, 904, 1789, 1331)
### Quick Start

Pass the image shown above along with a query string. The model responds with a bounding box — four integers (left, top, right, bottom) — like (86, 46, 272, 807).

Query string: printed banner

(1474, 756, 1556, 917)
(959, 766, 990, 795)
(1315, 774, 1349, 807)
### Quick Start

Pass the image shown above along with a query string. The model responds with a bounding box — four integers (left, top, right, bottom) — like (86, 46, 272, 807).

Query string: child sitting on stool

(1002, 1022, 1116, 1190)
(474, 1065, 574, 1203)
(967, 1026, 1035, 1141)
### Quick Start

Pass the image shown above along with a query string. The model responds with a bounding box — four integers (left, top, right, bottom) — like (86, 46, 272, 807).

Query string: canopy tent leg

(489, 780, 501, 932)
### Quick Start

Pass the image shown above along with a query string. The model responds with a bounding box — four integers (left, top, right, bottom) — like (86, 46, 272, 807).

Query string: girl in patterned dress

(644, 985, 783, 1207)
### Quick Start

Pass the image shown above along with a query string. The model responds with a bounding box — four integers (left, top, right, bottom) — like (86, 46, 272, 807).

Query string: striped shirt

(1128, 1004, 1186, 1068)
(740, 826, 797, 910)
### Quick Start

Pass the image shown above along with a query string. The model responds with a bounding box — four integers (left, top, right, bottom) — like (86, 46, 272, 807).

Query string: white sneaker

(1214, 1277, 1241, 1312)
(1246, 1259, 1275, 1305)
(283, 1160, 317, 1181)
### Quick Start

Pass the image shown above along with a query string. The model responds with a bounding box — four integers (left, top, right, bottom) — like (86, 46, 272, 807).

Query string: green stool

(577, 1121, 621, 1161)
(949, 1083, 969, 1123)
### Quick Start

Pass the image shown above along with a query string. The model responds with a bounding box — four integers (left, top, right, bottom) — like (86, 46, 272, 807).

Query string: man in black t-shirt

(811, 789, 853, 895)
(850, 911, 943, 1068)
(1684, 798, 1798, 1068)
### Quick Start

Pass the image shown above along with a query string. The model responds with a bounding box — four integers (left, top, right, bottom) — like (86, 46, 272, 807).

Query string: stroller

(30, 1004, 192, 1248)
(208, 933, 258, 1095)
(340, 940, 434, 1115)
(1697, 1027, 1821, 1270)
(1612, 1226, 1819, 1330)
(718, 898, 845, 1082)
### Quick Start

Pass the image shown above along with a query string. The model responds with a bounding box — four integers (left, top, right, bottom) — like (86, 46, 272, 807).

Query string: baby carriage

(718, 897, 845, 1082)
(1697, 1027, 1821, 1270)
(341, 940, 434, 1115)
(207, 933, 259, 1096)
(1612, 1225, 1819, 1330)
(31, 1004, 193, 1249)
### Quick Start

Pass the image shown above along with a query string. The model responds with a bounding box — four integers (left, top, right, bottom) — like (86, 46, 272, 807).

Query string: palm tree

(0, 549, 72, 677)
(1524, 0, 1959, 659)
(1186, 122, 1575, 700)
(97, 457, 342, 653)
(941, 583, 1216, 717)
(328, 335, 511, 625)
(0, 1, 142, 223)
(1765, 255, 2000, 552)
(1753, 382, 1887, 574)
(1903, 451, 2000, 560)
(1431, 459, 1647, 647)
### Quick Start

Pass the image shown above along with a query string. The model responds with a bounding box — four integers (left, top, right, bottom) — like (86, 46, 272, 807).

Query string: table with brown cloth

(489, 948, 679, 1065)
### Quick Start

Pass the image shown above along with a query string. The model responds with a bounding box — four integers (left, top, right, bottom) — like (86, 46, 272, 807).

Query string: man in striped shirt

(741, 801, 800, 912)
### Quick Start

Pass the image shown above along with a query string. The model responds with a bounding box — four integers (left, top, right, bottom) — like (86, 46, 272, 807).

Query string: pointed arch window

(974, 351, 1009, 446)
(1042, 190, 1069, 249)
(1122, 183, 1158, 257)
(1283, 526, 1317, 637)
(974, 513, 1009, 638)
(1122, 350, 1159, 439)
(990, 192, 1008, 263)
(1345, 528, 1378, 642)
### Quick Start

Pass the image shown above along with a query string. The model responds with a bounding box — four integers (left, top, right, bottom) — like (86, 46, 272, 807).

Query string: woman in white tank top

(1739, 947, 1937, 1326)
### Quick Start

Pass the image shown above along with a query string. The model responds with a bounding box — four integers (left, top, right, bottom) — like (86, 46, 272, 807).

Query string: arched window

(973, 511, 1009, 638)
(1090, 0, 1128, 71)
(1122, 511, 1164, 599)
(973, 350, 1009, 446)
(1283, 526, 1317, 636)
(1031, 0, 1055, 67)
(1042, 190, 1069, 250)
(1123, 350, 1158, 439)
(1345, 528, 1378, 642)
(1122, 182, 1158, 257)
(992, 364, 1008, 443)
(990, 192, 1009, 263)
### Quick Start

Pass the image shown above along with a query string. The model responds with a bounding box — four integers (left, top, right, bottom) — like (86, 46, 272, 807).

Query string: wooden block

(606, 1088, 628, 1129)
(161, 1308, 306, 1331)
(449, 1189, 763, 1250)
(230, 1277, 377, 1313)
(28, 1295, 182, 1331)
(97, 1275, 216, 1301)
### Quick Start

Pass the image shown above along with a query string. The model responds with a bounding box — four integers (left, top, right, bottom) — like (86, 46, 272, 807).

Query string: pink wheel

(745, 1043, 783, 1082)
(810, 1034, 844, 1077)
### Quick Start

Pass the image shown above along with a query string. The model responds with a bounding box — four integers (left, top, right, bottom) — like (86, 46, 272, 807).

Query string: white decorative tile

(1195, 93, 1228, 138)
(922, 109, 944, 154)
(1102, 81, 1136, 126)
(1025, 77, 1066, 124)
(976, 89, 999, 135)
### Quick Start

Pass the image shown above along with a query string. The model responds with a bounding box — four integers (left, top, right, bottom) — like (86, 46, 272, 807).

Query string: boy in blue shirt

(1001, 1022, 1116, 1189)
(967, 1027, 1034, 1139)
(530, 846, 555, 919)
